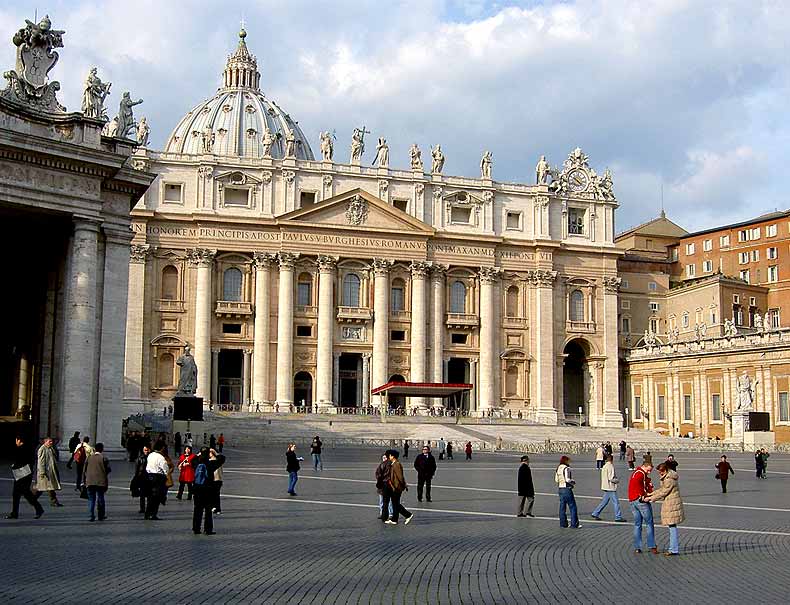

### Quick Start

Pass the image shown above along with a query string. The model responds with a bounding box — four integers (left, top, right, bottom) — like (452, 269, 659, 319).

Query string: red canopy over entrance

(371, 381, 472, 398)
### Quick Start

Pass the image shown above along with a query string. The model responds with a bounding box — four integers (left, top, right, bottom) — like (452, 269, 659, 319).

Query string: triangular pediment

(277, 188, 435, 235)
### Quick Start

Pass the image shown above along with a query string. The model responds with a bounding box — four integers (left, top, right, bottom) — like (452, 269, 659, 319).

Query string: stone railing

(156, 299, 185, 312)
(215, 300, 253, 316)
(627, 327, 790, 360)
(566, 320, 596, 333)
(336, 306, 373, 322)
(502, 316, 528, 329)
(294, 305, 318, 318)
(446, 313, 479, 328)
(390, 310, 412, 321)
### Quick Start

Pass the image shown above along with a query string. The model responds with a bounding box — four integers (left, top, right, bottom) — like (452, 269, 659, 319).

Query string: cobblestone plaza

(2, 447, 789, 604)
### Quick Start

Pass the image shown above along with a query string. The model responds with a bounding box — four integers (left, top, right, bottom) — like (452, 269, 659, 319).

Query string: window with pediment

(223, 268, 243, 301)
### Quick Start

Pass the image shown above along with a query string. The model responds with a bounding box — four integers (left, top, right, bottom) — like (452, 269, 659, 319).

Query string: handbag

(79, 484, 89, 499)
(714, 473, 720, 480)
(12, 464, 32, 481)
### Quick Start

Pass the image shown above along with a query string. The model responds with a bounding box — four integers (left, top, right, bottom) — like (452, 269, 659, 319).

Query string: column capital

(129, 244, 152, 264)
(103, 225, 135, 245)
(333, 351, 341, 360)
(72, 217, 102, 233)
(317, 254, 339, 273)
(527, 269, 557, 288)
(187, 248, 217, 267)
(372, 257, 394, 276)
(478, 266, 503, 284)
(431, 263, 448, 282)
(277, 252, 299, 270)
(602, 276, 622, 293)
(253, 251, 276, 269)
(362, 352, 372, 360)
(409, 260, 432, 278)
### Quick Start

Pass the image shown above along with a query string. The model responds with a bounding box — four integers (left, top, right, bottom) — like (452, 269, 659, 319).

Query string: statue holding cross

(350, 126, 370, 163)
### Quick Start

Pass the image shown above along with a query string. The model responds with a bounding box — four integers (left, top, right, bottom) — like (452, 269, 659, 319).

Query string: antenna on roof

(660, 183, 665, 218)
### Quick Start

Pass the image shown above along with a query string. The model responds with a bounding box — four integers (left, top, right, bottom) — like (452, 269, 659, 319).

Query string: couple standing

(375, 450, 414, 525)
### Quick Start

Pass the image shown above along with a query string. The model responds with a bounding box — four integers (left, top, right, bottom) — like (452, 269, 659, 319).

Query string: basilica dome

(164, 29, 314, 160)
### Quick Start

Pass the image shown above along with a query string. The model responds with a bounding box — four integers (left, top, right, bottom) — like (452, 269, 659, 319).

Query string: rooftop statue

(480, 150, 492, 179)
(81, 67, 111, 121)
(285, 129, 297, 158)
(2, 15, 66, 113)
(409, 143, 423, 170)
(431, 144, 445, 174)
(262, 127, 276, 157)
(136, 116, 150, 147)
(114, 91, 143, 139)
(102, 116, 118, 137)
(372, 137, 389, 168)
(201, 125, 215, 153)
(350, 126, 369, 163)
(535, 155, 550, 184)
(319, 130, 334, 161)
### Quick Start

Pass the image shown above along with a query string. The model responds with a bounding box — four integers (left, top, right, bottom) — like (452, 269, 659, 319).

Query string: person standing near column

(131, 444, 150, 514)
(66, 431, 80, 470)
(36, 437, 63, 508)
(413, 445, 436, 503)
(5, 435, 44, 519)
(590, 455, 626, 522)
(516, 455, 535, 518)
(144, 440, 169, 520)
(84, 443, 111, 522)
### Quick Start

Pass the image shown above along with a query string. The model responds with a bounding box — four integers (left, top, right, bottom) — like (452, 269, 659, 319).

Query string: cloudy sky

(2, 0, 788, 233)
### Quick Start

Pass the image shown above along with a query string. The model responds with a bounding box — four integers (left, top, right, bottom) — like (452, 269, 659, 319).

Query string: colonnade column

(332, 352, 341, 405)
(601, 277, 624, 426)
(478, 266, 501, 414)
(242, 349, 252, 406)
(60, 219, 100, 443)
(316, 255, 338, 410)
(211, 349, 219, 406)
(371, 259, 392, 408)
(469, 358, 478, 411)
(189, 248, 216, 402)
(431, 265, 447, 410)
(531, 268, 558, 424)
(362, 353, 371, 407)
(410, 261, 431, 413)
(252, 252, 274, 405)
(123, 243, 150, 400)
(275, 252, 298, 406)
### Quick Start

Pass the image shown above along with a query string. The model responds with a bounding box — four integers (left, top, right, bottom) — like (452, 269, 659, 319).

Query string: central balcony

(337, 306, 373, 323)
(566, 320, 596, 333)
(446, 313, 479, 328)
(215, 300, 253, 317)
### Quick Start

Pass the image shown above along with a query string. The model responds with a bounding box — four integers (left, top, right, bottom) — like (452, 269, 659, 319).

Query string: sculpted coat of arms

(345, 195, 368, 226)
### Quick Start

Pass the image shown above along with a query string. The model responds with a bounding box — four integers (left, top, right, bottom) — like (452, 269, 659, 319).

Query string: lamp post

(625, 406, 630, 431)
(578, 405, 584, 427)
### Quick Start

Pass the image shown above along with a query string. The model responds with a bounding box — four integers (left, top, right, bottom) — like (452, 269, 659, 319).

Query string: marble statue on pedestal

(431, 144, 444, 174)
(372, 137, 389, 167)
(536, 155, 550, 184)
(724, 319, 738, 338)
(115, 91, 143, 139)
(350, 127, 368, 163)
(136, 116, 150, 147)
(409, 144, 423, 170)
(764, 312, 771, 332)
(736, 372, 756, 411)
(176, 346, 198, 396)
(754, 314, 763, 330)
(81, 67, 111, 120)
(102, 116, 118, 137)
(480, 150, 492, 179)
(320, 131, 334, 161)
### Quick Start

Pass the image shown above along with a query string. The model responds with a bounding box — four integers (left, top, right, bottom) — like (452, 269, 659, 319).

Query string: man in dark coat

(5, 435, 44, 519)
(191, 447, 225, 535)
(517, 455, 535, 517)
(66, 431, 80, 469)
(413, 445, 437, 502)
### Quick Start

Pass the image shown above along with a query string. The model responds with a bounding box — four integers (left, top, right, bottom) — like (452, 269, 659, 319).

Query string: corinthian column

(252, 252, 274, 405)
(410, 261, 431, 412)
(530, 268, 558, 423)
(123, 244, 151, 400)
(431, 265, 447, 409)
(478, 266, 502, 414)
(189, 248, 217, 401)
(275, 252, 299, 406)
(371, 258, 393, 408)
(316, 254, 338, 410)
(601, 276, 624, 426)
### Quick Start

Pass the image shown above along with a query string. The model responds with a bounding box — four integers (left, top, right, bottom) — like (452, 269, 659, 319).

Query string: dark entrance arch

(447, 358, 470, 411)
(388, 374, 406, 409)
(294, 371, 313, 407)
(563, 339, 589, 423)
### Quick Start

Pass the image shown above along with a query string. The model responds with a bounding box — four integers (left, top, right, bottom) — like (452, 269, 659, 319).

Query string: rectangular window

(740, 269, 750, 283)
(770, 308, 780, 328)
(657, 395, 666, 420)
(751, 249, 759, 262)
(648, 281, 657, 291)
(650, 318, 659, 333)
(621, 317, 631, 333)
(621, 280, 630, 289)
(780, 392, 789, 422)
(710, 309, 717, 324)
(296, 325, 312, 337)
(634, 395, 641, 419)
(222, 323, 242, 334)
(568, 208, 586, 235)
(683, 394, 692, 422)
(621, 300, 631, 310)
(720, 235, 730, 247)
(733, 294, 740, 304)
(393, 199, 408, 213)
(768, 265, 779, 282)
(712, 394, 721, 421)
(650, 302, 660, 312)
(506, 211, 522, 230)
(451, 206, 472, 224)
(703, 239, 712, 252)
(164, 183, 183, 203)
(297, 282, 311, 307)
(645, 239, 653, 249)
(703, 260, 713, 273)
(390, 330, 406, 341)
(390, 287, 404, 313)
(686, 264, 695, 277)
(451, 333, 468, 344)
(738, 230, 748, 242)
(768, 247, 778, 260)
(750, 297, 757, 307)
(686, 243, 696, 255)
(299, 191, 317, 207)
(224, 187, 249, 206)
(767, 224, 778, 237)
(751, 227, 761, 240)
(738, 252, 749, 264)
(670, 248, 679, 262)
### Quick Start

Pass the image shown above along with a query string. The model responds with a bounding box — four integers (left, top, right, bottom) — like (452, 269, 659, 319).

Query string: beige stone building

(124, 31, 624, 426)
(0, 17, 153, 449)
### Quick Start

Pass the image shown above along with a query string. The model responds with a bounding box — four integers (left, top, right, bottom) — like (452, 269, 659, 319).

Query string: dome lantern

(222, 28, 261, 90)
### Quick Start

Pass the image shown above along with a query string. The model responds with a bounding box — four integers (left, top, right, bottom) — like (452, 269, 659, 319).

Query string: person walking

(162, 446, 175, 505)
(84, 443, 111, 522)
(619, 440, 627, 461)
(403, 440, 410, 459)
(375, 453, 393, 521)
(554, 455, 580, 528)
(209, 434, 217, 451)
(516, 455, 535, 518)
(644, 462, 684, 556)
(383, 450, 413, 525)
(73, 436, 94, 491)
(437, 438, 446, 461)
(626, 445, 636, 470)
(211, 449, 224, 515)
(664, 454, 678, 472)
(36, 437, 63, 507)
(465, 441, 473, 460)
(176, 446, 196, 500)
(754, 449, 764, 478)
(286, 443, 301, 496)
(191, 446, 226, 535)
(446, 441, 454, 460)
(217, 433, 225, 453)
(594, 444, 605, 469)
(628, 456, 657, 554)
(144, 440, 169, 520)
(760, 448, 770, 479)
(131, 444, 150, 514)
(310, 436, 323, 471)
(5, 435, 44, 520)
(413, 445, 437, 502)
(591, 454, 626, 522)
(66, 431, 80, 470)
(715, 455, 734, 493)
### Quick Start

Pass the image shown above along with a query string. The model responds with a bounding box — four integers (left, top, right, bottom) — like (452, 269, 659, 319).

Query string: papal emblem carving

(345, 195, 368, 226)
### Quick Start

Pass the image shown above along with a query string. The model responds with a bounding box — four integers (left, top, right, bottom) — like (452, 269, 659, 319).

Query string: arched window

(223, 267, 242, 301)
(391, 278, 405, 312)
(569, 290, 584, 322)
(343, 273, 361, 307)
(161, 265, 178, 300)
(506, 285, 519, 317)
(450, 281, 466, 313)
(297, 272, 312, 307)
(158, 353, 174, 388)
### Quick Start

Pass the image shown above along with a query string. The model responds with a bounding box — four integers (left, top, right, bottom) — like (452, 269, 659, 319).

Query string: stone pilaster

(409, 261, 431, 412)
(431, 265, 447, 409)
(316, 254, 338, 409)
(211, 349, 220, 405)
(123, 243, 151, 400)
(60, 219, 100, 443)
(188, 248, 217, 401)
(332, 352, 341, 405)
(601, 276, 624, 426)
(478, 266, 502, 414)
(242, 348, 252, 405)
(530, 269, 558, 424)
(275, 252, 298, 406)
(371, 258, 392, 408)
(252, 252, 275, 404)
(469, 357, 478, 412)
(362, 353, 371, 407)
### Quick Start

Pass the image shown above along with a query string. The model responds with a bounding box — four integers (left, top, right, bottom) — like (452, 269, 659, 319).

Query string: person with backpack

(73, 436, 94, 491)
(191, 446, 225, 535)
(555, 455, 580, 528)
(176, 446, 196, 500)
(286, 443, 302, 496)
(66, 431, 80, 470)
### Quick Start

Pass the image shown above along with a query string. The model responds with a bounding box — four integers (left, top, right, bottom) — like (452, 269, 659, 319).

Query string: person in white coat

(590, 455, 626, 522)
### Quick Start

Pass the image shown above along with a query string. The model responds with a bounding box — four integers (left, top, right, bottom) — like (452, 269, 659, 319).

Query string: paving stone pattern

(1, 448, 789, 604)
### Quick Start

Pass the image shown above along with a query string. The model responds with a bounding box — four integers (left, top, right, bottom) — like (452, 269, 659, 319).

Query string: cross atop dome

(222, 26, 260, 90)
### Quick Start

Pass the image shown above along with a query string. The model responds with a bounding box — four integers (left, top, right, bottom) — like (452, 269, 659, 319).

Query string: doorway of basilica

(563, 339, 590, 424)
(217, 349, 242, 407)
(294, 371, 313, 407)
(447, 358, 471, 411)
(339, 353, 361, 407)
(387, 374, 406, 409)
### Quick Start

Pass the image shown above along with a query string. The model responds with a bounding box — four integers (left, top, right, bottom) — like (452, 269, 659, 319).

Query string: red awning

(371, 381, 473, 398)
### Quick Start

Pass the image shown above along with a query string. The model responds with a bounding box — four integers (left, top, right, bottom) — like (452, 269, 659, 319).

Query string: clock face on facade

(568, 168, 589, 192)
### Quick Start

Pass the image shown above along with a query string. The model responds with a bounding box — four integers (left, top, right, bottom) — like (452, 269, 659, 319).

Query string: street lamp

(625, 406, 630, 431)
(578, 405, 584, 426)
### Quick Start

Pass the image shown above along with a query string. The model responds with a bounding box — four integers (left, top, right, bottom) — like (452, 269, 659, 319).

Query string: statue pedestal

(172, 395, 204, 422)
(731, 411, 750, 440)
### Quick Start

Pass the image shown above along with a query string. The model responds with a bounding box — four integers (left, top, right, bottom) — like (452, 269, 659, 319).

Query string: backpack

(193, 463, 208, 486)
(74, 445, 86, 465)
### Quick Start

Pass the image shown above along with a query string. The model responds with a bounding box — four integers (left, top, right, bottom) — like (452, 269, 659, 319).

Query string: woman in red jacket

(176, 446, 196, 500)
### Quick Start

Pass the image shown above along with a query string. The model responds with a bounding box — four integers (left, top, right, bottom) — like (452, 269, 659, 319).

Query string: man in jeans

(555, 455, 580, 528)
(628, 456, 658, 554)
(591, 455, 626, 522)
